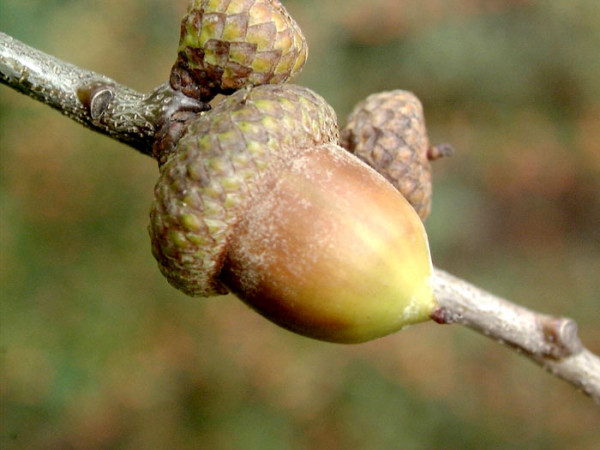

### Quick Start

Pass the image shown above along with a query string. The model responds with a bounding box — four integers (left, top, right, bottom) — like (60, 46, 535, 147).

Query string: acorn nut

(221, 143, 436, 343)
(149, 84, 437, 343)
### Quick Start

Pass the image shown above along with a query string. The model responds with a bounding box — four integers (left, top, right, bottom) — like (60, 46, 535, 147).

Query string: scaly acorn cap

(341, 90, 433, 220)
(149, 84, 338, 297)
(170, 0, 308, 101)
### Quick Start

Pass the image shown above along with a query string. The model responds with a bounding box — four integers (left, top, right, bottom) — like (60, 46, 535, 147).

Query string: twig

(1, 31, 599, 404)
(0, 32, 205, 156)
(432, 268, 600, 403)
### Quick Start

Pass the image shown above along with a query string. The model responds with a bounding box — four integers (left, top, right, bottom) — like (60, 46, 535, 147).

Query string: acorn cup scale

(149, 83, 437, 343)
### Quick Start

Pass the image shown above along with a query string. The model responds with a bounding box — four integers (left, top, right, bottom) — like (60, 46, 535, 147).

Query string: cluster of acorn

(149, 0, 449, 343)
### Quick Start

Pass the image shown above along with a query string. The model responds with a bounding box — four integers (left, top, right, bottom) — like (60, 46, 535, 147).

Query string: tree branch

(0, 32, 206, 156)
(432, 268, 600, 403)
(1, 31, 598, 404)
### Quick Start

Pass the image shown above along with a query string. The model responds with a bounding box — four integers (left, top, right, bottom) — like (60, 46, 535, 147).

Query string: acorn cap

(170, 0, 308, 101)
(149, 84, 338, 297)
(341, 90, 433, 220)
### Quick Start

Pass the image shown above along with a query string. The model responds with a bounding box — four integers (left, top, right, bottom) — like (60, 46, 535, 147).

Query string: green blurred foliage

(1, 0, 599, 448)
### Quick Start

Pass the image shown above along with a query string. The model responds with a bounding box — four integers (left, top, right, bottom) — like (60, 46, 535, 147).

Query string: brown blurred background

(1, 0, 599, 448)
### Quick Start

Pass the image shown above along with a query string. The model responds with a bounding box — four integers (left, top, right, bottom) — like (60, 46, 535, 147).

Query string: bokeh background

(1, 0, 599, 448)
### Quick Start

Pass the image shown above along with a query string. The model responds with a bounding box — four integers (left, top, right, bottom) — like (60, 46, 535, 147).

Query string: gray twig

(0, 32, 205, 156)
(432, 268, 600, 403)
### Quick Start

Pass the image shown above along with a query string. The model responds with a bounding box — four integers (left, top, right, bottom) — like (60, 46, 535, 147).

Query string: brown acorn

(149, 84, 437, 343)
(170, 0, 308, 101)
(341, 90, 441, 220)
(220, 143, 436, 343)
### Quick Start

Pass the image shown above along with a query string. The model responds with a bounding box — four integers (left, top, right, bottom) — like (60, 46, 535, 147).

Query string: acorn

(149, 83, 437, 343)
(170, 0, 308, 101)
(341, 90, 452, 221)
(221, 143, 436, 343)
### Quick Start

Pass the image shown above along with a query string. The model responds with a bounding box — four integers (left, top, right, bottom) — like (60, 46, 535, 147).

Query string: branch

(0, 32, 206, 156)
(432, 268, 600, 403)
(1, 32, 598, 404)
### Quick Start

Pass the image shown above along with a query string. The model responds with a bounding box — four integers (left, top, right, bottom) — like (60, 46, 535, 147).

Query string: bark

(0, 32, 205, 156)
(2, 31, 599, 404)
(432, 269, 600, 403)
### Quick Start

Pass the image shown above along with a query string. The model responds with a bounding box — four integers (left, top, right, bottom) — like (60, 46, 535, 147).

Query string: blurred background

(1, 0, 599, 448)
